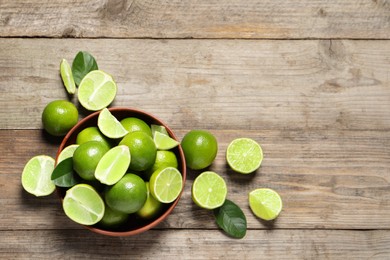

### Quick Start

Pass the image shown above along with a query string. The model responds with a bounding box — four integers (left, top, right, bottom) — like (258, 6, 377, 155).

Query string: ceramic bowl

(55, 107, 186, 236)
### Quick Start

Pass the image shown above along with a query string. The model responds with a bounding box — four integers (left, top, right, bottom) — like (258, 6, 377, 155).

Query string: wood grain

(1, 39, 389, 131)
(0, 229, 389, 259)
(0, 0, 389, 39)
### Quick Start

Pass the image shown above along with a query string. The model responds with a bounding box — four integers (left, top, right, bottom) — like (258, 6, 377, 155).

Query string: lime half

(249, 188, 282, 221)
(95, 145, 131, 185)
(63, 184, 105, 225)
(21, 155, 56, 197)
(154, 131, 179, 150)
(60, 59, 76, 94)
(57, 144, 79, 164)
(192, 171, 227, 209)
(149, 167, 183, 203)
(98, 108, 128, 139)
(78, 70, 117, 111)
(226, 138, 263, 174)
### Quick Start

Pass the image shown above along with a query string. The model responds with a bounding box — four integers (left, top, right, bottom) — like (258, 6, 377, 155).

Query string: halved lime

(95, 145, 131, 185)
(62, 184, 105, 225)
(21, 155, 56, 197)
(151, 124, 168, 136)
(249, 188, 282, 221)
(226, 138, 263, 174)
(60, 59, 76, 94)
(149, 167, 183, 203)
(192, 171, 227, 209)
(154, 131, 179, 150)
(78, 70, 117, 111)
(97, 108, 128, 139)
(57, 144, 79, 164)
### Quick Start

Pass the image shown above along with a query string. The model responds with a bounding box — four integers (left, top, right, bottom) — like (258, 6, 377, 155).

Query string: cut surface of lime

(60, 59, 76, 94)
(192, 171, 227, 210)
(249, 188, 282, 221)
(21, 155, 56, 197)
(95, 145, 131, 185)
(78, 70, 117, 111)
(63, 184, 105, 225)
(151, 124, 168, 136)
(98, 108, 128, 139)
(226, 138, 263, 174)
(149, 167, 183, 204)
(57, 144, 79, 164)
(154, 131, 179, 150)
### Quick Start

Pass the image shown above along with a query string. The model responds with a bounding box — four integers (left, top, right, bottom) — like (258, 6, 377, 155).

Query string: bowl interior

(56, 107, 186, 236)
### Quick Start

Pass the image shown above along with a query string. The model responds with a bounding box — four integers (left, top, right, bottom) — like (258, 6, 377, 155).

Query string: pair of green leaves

(214, 199, 247, 239)
(72, 51, 98, 86)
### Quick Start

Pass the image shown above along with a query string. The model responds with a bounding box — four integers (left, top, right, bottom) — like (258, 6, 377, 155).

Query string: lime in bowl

(55, 107, 186, 237)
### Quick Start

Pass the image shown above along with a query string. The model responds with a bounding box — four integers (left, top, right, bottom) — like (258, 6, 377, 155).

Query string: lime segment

(98, 108, 128, 139)
(78, 70, 117, 111)
(57, 144, 79, 164)
(60, 59, 76, 94)
(63, 184, 105, 225)
(151, 124, 168, 136)
(154, 131, 179, 150)
(249, 188, 282, 221)
(95, 145, 131, 185)
(226, 138, 263, 174)
(150, 167, 183, 203)
(21, 155, 56, 197)
(192, 171, 227, 209)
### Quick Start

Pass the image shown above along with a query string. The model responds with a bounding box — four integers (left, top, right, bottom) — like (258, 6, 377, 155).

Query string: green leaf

(71, 51, 98, 86)
(214, 199, 247, 239)
(51, 158, 78, 187)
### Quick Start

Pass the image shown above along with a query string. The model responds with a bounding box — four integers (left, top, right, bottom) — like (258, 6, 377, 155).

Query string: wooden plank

(0, 229, 389, 259)
(2, 129, 389, 230)
(0, 0, 389, 39)
(1, 39, 389, 131)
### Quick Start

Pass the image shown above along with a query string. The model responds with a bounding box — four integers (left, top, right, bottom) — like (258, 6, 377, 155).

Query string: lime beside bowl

(55, 107, 186, 237)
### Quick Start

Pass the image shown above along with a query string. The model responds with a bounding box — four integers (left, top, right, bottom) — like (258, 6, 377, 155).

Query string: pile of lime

(21, 51, 283, 237)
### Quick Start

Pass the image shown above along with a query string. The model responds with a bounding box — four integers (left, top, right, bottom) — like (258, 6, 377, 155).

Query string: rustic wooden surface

(1, 1, 390, 259)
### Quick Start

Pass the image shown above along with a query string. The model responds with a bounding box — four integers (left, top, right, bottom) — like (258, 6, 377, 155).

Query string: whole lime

(98, 205, 129, 228)
(42, 100, 78, 136)
(76, 126, 112, 149)
(119, 131, 157, 171)
(72, 141, 109, 181)
(181, 130, 218, 170)
(105, 173, 147, 214)
(144, 150, 178, 180)
(120, 117, 152, 137)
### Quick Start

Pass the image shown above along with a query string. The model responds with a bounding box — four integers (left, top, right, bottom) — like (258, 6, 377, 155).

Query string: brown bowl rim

(55, 107, 186, 237)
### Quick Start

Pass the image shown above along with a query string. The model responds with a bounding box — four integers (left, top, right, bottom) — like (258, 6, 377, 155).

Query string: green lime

(192, 171, 227, 209)
(42, 100, 78, 136)
(181, 130, 218, 170)
(62, 184, 105, 225)
(95, 145, 130, 185)
(72, 141, 109, 181)
(21, 155, 56, 197)
(144, 150, 178, 180)
(226, 138, 263, 174)
(248, 188, 282, 221)
(154, 131, 179, 150)
(57, 144, 79, 164)
(120, 117, 152, 137)
(105, 173, 147, 214)
(149, 167, 183, 204)
(78, 70, 117, 111)
(76, 126, 112, 149)
(151, 124, 169, 136)
(136, 182, 163, 219)
(60, 58, 76, 94)
(98, 205, 129, 228)
(119, 131, 157, 171)
(98, 108, 128, 139)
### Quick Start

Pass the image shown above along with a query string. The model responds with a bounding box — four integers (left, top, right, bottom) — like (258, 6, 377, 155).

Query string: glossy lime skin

(42, 100, 78, 136)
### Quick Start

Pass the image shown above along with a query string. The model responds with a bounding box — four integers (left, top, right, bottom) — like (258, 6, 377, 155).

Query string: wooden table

(1, 1, 389, 259)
